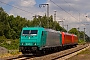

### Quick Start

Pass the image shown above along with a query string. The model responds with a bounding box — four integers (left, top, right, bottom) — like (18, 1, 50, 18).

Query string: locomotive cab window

(23, 30, 30, 34)
(22, 30, 38, 35)
(30, 30, 38, 35)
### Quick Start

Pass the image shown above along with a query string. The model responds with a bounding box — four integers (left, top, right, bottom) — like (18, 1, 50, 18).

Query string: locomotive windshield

(23, 30, 29, 34)
(23, 30, 38, 35)
(30, 30, 38, 34)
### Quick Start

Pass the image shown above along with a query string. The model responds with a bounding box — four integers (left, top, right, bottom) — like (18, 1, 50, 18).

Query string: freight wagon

(19, 27, 78, 55)
(61, 32, 78, 46)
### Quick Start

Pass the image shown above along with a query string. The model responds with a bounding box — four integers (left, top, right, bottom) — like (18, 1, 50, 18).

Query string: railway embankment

(0, 44, 90, 60)
(68, 44, 90, 60)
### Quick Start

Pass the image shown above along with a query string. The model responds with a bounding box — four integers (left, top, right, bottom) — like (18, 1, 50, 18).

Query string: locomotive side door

(41, 31, 47, 47)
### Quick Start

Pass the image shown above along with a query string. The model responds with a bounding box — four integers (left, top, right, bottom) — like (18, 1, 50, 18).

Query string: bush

(78, 39, 86, 45)
(0, 38, 19, 50)
(8, 50, 20, 55)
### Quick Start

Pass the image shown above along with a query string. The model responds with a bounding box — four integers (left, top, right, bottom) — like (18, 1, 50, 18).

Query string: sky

(0, 0, 90, 36)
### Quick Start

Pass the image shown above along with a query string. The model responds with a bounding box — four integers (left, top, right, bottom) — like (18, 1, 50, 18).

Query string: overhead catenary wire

(63, 0, 81, 23)
(0, 1, 35, 15)
(63, 0, 80, 14)
(63, 0, 90, 36)
(63, 0, 90, 23)
(50, 0, 78, 20)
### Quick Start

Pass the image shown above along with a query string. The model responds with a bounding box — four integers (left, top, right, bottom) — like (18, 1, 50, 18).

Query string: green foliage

(0, 7, 29, 39)
(0, 7, 67, 39)
(68, 28, 90, 43)
(78, 39, 86, 44)
(0, 7, 67, 50)
(68, 28, 78, 35)
(32, 15, 66, 31)
(9, 50, 20, 55)
(0, 37, 19, 50)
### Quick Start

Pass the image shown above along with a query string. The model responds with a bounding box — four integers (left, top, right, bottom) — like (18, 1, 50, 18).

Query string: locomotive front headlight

(20, 43, 23, 45)
(21, 43, 25, 45)
(25, 43, 27, 45)
(22, 43, 23, 45)
(33, 43, 37, 45)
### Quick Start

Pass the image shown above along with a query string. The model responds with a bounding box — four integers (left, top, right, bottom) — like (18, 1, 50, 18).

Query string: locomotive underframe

(19, 46, 39, 54)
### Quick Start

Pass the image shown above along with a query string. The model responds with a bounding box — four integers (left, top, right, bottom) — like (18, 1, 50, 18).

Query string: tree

(0, 22, 4, 36)
(68, 28, 78, 35)
(0, 7, 67, 39)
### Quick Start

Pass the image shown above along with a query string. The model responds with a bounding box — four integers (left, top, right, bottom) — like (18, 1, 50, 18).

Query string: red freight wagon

(73, 35, 78, 44)
(62, 32, 78, 46)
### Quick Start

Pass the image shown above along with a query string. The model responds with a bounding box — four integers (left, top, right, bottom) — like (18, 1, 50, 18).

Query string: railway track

(6, 55, 34, 60)
(5, 44, 89, 60)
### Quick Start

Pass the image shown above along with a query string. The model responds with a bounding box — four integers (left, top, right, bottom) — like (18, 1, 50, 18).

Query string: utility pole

(58, 20, 63, 28)
(79, 13, 80, 22)
(64, 25, 68, 33)
(77, 27, 79, 41)
(54, 10, 56, 21)
(67, 25, 68, 33)
(39, 4, 49, 17)
(39, 4, 49, 28)
(84, 28, 86, 42)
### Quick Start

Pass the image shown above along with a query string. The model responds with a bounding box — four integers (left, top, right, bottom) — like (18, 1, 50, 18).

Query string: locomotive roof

(45, 28, 60, 33)
(22, 27, 61, 33)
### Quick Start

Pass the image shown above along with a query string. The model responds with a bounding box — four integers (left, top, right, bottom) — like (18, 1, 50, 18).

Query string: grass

(0, 36, 21, 58)
(0, 50, 22, 58)
(78, 39, 86, 45)
(0, 53, 12, 58)
(8, 50, 20, 55)
(78, 49, 90, 54)
(0, 36, 19, 50)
